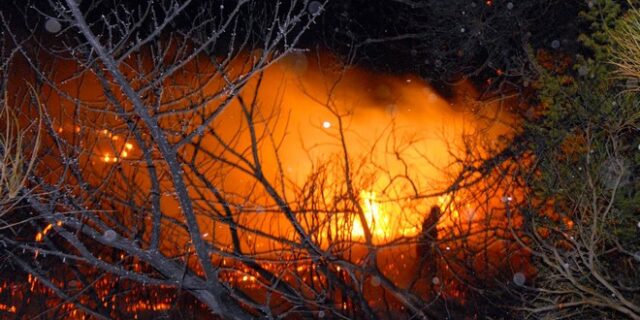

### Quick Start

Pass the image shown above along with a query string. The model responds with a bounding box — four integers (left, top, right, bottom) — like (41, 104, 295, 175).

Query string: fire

(352, 191, 386, 238)
(352, 191, 418, 240)
(2, 48, 523, 318)
(17, 50, 513, 247)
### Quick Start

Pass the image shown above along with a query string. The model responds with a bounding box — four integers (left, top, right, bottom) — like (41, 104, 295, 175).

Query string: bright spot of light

(322, 121, 331, 129)
(103, 154, 119, 163)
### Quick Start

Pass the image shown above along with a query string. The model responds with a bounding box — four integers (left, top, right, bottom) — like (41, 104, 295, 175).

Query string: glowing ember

(0, 303, 16, 313)
(35, 221, 62, 242)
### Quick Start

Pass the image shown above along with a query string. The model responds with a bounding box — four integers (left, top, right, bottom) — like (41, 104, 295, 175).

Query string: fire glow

(3, 50, 520, 317)
(23, 51, 513, 245)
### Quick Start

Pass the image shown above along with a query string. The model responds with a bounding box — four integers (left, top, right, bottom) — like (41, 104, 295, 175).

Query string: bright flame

(352, 191, 388, 238)
(351, 191, 418, 240)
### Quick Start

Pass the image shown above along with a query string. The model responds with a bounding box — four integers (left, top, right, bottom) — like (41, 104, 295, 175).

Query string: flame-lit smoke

(246, 51, 515, 243)
(4, 50, 522, 316)
(20, 50, 514, 245)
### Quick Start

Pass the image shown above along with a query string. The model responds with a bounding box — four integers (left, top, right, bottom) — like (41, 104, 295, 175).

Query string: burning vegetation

(0, 42, 521, 318)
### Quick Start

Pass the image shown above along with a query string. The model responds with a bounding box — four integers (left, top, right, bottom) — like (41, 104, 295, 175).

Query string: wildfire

(2, 49, 520, 318)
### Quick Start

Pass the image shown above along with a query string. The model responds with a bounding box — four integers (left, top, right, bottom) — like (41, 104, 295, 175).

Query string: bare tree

(0, 0, 326, 318)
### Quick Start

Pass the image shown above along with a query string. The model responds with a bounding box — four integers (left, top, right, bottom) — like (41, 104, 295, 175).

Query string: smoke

(204, 51, 516, 244)
(246, 52, 513, 187)
(10, 50, 515, 248)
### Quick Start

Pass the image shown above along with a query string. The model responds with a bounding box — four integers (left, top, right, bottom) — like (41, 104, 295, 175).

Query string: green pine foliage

(512, 0, 640, 318)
